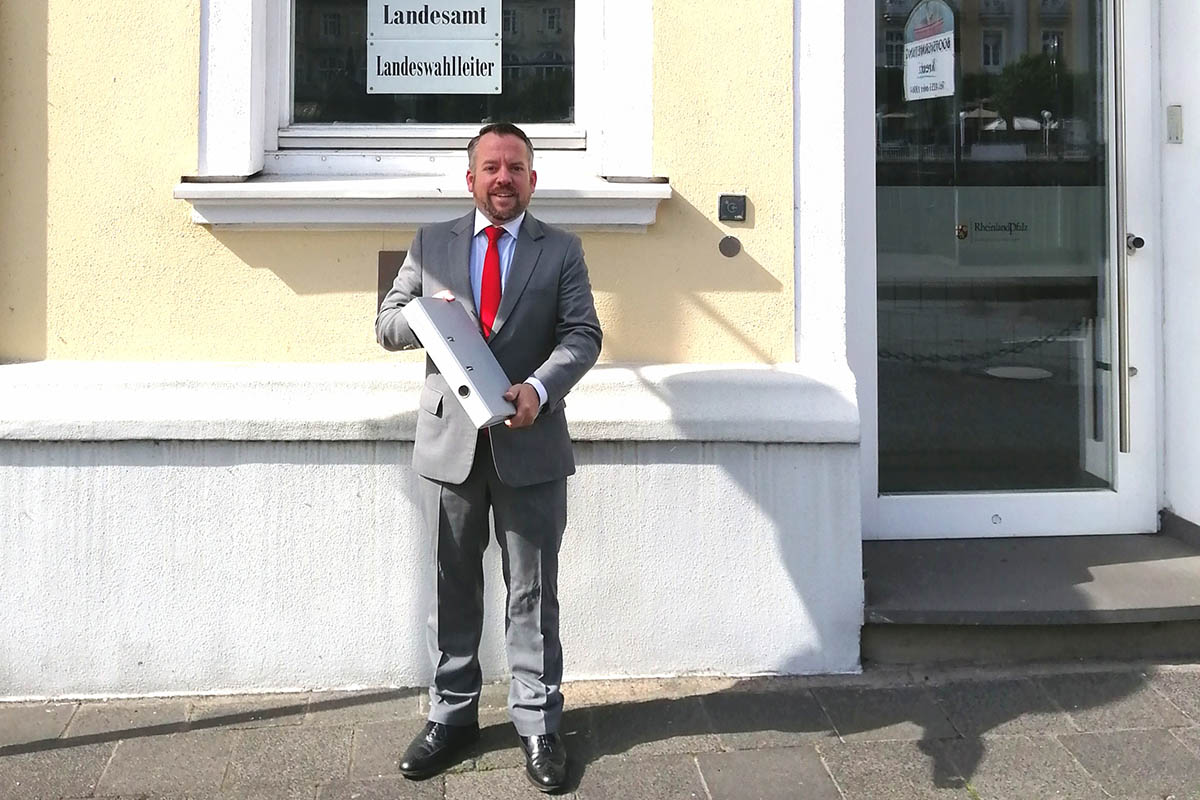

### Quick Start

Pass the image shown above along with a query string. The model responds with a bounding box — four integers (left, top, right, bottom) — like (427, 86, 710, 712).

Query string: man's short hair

(467, 122, 535, 169)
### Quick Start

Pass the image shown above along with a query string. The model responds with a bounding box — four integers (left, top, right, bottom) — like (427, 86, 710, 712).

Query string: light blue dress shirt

(469, 209, 523, 309)
(469, 209, 548, 407)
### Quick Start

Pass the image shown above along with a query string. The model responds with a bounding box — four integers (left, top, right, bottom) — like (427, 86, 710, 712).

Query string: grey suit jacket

(376, 211, 602, 488)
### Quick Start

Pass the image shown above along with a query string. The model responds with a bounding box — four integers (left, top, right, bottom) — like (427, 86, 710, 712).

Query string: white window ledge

(0, 362, 859, 444)
(173, 174, 671, 230)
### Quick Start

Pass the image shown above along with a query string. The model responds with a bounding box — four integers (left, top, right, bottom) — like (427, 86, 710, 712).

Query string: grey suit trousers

(420, 432, 567, 736)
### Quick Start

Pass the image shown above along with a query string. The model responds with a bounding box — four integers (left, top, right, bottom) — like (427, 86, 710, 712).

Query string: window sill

(173, 173, 671, 230)
(0, 362, 859, 444)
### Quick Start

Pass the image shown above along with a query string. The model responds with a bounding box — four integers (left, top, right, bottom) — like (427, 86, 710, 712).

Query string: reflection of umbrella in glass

(984, 116, 1057, 131)
(876, 111, 914, 147)
(959, 107, 999, 120)
(958, 107, 998, 146)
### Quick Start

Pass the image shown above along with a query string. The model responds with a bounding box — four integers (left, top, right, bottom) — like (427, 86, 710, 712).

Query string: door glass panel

(875, 0, 1113, 493)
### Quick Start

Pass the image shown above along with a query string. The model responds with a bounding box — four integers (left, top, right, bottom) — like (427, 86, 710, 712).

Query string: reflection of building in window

(879, 0, 915, 22)
(1041, 29, 1064, 60)
(982, 29, 1004, 71)
(534, 50, 565, 78)
(979, 0, 1011, 17)
(506, 1, 572, 79)
(319, 54, 347, 82)
(884, 29, 903, 68)
(1039, 0, 1070, 20)
(321, 12, 341, 39)
(293, 0, 576, 124)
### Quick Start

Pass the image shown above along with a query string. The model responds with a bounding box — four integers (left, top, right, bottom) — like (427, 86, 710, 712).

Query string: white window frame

(883, 29, 903, 69)
(280, 0, 580, 152)
(1041, 29, 1065, 59)
(178, 0, 667, 229)
(319, 12, 341, 40)
(982, 28, 1005, 71)
(502, 9, 519, 35)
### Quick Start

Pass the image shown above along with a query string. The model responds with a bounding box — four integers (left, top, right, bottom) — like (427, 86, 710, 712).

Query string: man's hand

(432, 290, 456, 301)
(503, 383, 541, 429)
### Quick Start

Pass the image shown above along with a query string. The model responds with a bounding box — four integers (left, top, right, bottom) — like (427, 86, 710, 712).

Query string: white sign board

(369, 2, 501, 41)
(367, 1, 501, 95)
(369, 40, 501, 94)
(904, 0, 955, 101)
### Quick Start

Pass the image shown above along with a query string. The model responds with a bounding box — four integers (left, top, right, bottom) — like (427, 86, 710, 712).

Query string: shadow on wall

(208, 191, 783, 364)
(572, 363, 1150, 789)
(574, 364, 860, 672)
(0, 2, 48, 362)
(587, 192, 783, 363)
(211, 229, 386, 298)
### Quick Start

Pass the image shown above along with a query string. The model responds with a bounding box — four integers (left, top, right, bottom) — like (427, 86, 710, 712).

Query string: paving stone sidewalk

(6, 661, 1200, 799)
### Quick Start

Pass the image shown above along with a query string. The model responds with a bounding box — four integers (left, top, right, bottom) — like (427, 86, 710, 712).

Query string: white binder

(401, 297, 517, 429)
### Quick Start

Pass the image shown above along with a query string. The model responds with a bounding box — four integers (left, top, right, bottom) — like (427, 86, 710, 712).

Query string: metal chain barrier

(878, 318, 1088, 365)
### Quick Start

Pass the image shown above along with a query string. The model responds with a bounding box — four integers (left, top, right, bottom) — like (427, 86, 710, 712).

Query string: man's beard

(483, 190, 525, 222)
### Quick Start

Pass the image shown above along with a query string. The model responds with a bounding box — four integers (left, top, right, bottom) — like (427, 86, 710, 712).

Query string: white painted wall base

(0, 363, 862, 699)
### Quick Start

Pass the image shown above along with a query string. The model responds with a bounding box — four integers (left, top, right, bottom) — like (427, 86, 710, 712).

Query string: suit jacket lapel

(491, 213, 544, 338)
(446, 212, 477, 321)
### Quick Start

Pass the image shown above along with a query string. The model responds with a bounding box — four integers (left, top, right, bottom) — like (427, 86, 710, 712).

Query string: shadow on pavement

(0, 667, 1159, 793)
(533, 668, 1152, 792)
(0, 689, 414, 757)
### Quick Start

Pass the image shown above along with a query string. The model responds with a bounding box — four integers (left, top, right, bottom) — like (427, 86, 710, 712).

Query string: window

(293, 0, 574, 125)
(982, 29, 1004, 70)
(502, 9, 519, 35)
(1041, 30, 1064, 61)
(320, 12, 341, 39)
(316, 54, 347, 84)
(884, 29, 904, 68)
(179, 0, 666, 228)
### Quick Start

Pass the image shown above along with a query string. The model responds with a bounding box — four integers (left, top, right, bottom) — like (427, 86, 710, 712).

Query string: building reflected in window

(1042, 29, 1065, 59)
(874, 0, 1094, 167)
(873, 0, 1112, 493)
(294, 0, 574, 124)
(321, 12, 342, 39)
(982, 29, 1004, 70)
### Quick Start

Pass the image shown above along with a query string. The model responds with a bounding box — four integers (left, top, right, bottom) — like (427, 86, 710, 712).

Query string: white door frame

(848, 0, 1162, 540)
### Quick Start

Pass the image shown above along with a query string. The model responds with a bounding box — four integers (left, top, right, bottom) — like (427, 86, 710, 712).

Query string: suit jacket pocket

(419, 385, 444, 418)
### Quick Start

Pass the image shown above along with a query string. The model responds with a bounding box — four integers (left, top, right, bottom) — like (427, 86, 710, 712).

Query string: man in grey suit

(376, 122, 601, 793)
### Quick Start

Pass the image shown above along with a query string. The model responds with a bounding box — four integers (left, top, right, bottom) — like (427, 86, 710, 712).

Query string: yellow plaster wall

(4, 0, 794, 363)
(597, 0, 794, 363)
(0, 2, 49, 361)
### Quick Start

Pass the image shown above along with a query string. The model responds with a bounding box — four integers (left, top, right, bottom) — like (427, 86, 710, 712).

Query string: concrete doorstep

(6, 663, 1200, 799)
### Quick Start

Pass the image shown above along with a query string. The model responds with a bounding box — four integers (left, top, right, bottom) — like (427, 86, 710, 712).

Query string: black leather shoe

(398, 721, 480, 779)
(520, 732, 568, 793)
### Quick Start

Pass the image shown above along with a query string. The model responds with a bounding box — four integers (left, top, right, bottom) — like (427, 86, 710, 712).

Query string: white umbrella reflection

(959, 107, 999, 121)
(958, 107, 998, 146)
(984, 116, 1058, 131)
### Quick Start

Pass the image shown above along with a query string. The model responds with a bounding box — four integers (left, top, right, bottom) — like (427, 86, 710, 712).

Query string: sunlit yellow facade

(0, 1, 795, 365)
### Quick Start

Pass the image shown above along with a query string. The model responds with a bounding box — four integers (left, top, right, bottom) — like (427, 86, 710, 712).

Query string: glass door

(862, 0, 1158, 538)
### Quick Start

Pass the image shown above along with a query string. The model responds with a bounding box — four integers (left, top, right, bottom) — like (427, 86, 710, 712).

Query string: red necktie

(480, 225, 503, 339)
